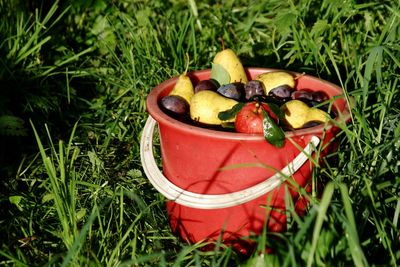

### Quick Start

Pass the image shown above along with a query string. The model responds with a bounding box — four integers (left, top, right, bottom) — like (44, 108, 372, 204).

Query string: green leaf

(91, 15, 117, 54)
(311, 19, 329, 37)
(275, 11, 298, 36)
(218, 103, 245, 121)
(42, 193, 54, 203)
(9, 195, 23, 211)
(394, 122, 400, 149)
(9, 195, 22, 205)
(262, 109, 285, 148)
(266, 102, 285, 120)
(211, 63, 230, 85)
(394, 121, 400, 138)
(220, 122, 235, 129)
(0, 115, 28, 136)
(76, 209, 87, 222)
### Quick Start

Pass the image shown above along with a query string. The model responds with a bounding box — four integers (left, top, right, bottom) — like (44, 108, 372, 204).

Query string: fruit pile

(160, 49, 333, 147)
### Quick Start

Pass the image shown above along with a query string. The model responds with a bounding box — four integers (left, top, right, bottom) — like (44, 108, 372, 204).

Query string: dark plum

(312, 91, 329, 103)
(217, 82, 245, 100)
(194, 79, 220, 93)
(268, 85, 294, 102)
(291, 89, 314, 102)
(160, 95, 189, 119)
(244, 80, 265, 100)
(249, 94, 282, 105)
(302, 121, 322, 128)
(305, 100, 321, 108)
(292, 89, 330, 109)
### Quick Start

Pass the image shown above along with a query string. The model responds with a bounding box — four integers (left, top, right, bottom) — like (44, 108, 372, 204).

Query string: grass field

(0, 0, 399, 266)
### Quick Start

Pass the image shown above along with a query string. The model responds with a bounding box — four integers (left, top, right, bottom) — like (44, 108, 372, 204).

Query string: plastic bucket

(140, 68, 350, 253)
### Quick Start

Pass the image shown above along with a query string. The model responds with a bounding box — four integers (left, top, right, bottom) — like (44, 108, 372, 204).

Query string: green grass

(1, 0, 399, 266)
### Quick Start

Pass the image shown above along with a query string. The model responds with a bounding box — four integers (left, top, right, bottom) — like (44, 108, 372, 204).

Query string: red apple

(234, 102, 278, 134)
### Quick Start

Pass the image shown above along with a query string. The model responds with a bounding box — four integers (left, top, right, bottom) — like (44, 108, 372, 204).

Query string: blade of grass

(0, 251, 29, 267)
(307, 182, 334, 267)
(338, 184, 368, 267)
(61, 202, 101, 267)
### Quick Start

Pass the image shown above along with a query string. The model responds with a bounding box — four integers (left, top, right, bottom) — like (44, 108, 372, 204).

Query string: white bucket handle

(140, 116, 320, 209)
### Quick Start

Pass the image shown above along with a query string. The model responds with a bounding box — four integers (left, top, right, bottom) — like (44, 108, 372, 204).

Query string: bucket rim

(146, 68, 351, 141)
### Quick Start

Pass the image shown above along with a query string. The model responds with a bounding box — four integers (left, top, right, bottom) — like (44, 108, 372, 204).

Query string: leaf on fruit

(266, 103, 285, 120)
(220, 122, 235, 129)
(262, 109, 285, 148)
(211, 63, 230, 85)
(218, 103, 245, 121)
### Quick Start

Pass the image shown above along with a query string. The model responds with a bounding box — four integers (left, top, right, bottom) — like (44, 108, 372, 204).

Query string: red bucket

(140, 68, 350, 253)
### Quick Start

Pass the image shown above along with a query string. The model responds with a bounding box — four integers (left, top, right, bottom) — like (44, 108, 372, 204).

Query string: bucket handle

(140, 116, 320, 209)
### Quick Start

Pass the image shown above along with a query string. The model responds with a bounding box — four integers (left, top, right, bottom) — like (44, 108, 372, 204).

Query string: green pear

(212, 49, 248, 84)
(256, 71, 295, 94)
(190, 90, 238, 125)
(169, 74, 194, 104)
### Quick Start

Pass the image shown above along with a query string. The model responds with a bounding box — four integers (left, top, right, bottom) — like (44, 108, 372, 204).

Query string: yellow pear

(169, 74, 194, 104)
(281, 100, 309, 129)
(213, 48, 248, 84)
(306, 108, 329, 123)
(281, 100, 330, 129)
(256, 71, 295, 94)
(190, 90, 238, 125)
